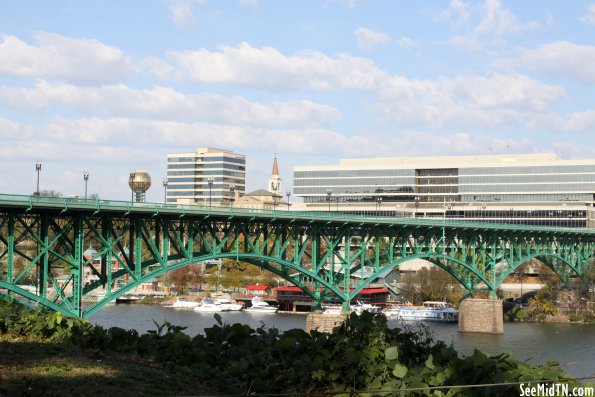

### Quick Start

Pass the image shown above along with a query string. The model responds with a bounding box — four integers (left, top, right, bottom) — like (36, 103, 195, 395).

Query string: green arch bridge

(0, 194, 594, 318)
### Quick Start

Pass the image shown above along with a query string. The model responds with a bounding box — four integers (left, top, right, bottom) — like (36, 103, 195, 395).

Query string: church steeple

(268, 154, 282, 195)
(272, 155, 279, 176)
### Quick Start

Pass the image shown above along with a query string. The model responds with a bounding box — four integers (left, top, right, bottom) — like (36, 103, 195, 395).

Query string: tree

(402, 265, 464, 306)
(39, 190, 62, 197)
(166, 264, 203, 294)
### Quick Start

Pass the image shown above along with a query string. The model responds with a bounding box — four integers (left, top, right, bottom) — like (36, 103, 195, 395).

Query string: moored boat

(214, 295, 244, 311)
(245, 296, 278, 313)
(115, 294, 141, 304)
(322, 301, 381, 315)
(193, 298, 224, 312)
(172, 297, 200, 309)
(384, 301, 458, 322)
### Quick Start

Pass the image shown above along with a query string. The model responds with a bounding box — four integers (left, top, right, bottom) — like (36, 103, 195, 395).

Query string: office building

(166, 147, 245, 205)
(293, 154, 595, 228)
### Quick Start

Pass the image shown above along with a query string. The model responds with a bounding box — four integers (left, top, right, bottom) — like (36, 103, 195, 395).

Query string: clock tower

(268, 154, 282, 195)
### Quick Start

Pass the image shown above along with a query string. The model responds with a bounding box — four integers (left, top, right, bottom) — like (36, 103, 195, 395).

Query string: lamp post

(162, 177, 168, 204)
(481, 203, 486, 222)
(229, 184, 236, 208)
(326, 188, 332, 213)
(376, 196, 382, 214)
(519, 268, 524, 298)
(414, 196, 420, 218)
(207, 177, 214, 207)
(83, 170, 89, 199)
(286, 189, 291, 211)
(35, 160, 42, 195)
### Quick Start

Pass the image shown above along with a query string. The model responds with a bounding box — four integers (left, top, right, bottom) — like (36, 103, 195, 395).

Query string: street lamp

(376, 196, 382, 214)
(162, 177, 168, 204)
(83, 170, 89, 199)
(481, 203, 486, 222)
(326, 188, 332, 213)
(35, 160, 42, 195)
(229, 184, 236, 208)
(414, 196, 420, 218)
(207, 177, 214, 207)
(286, 189, 291, 211)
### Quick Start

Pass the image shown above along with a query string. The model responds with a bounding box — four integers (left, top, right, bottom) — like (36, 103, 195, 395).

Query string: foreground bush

(0, 300, 585, 396)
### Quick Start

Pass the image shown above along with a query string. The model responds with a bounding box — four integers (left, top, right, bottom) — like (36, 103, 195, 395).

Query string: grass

(0, 338, 207, 396)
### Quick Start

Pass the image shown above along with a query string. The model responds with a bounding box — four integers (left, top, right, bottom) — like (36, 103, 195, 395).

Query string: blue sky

(1, 0, 595, 202)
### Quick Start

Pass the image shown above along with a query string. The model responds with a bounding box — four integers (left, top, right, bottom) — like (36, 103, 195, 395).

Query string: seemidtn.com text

(519, 383, 594, 397)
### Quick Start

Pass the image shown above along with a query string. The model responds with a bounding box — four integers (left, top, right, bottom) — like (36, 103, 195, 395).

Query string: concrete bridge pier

(458, 298, 503, 334)
(305, 311, 348, 333)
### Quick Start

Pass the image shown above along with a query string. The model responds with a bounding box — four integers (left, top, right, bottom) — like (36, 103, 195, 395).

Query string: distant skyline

(1, 1, 595, 202)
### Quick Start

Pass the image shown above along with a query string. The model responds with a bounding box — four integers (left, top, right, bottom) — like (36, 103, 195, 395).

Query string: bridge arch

(81, 253, 348, 318)
(347, 253, 492, 302)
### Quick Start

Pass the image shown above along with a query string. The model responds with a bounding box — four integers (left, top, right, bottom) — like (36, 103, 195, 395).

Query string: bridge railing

(0, 193, 592, 235)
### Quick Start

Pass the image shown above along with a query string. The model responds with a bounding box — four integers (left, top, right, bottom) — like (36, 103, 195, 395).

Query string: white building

(293, 153, 595, 228)
(166, 147, 245, 205)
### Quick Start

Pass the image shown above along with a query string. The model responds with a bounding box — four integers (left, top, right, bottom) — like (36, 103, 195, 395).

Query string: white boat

(214, 295, 244, 311)
(172, 297, 199, 309)
(352, 301, 382, 315)
(193, 298, 225, 312)
(115, 294, 141, 304)
(322, 301, 381, 315)
(245, 296, 278, 313)
(384, 301, 458, 323)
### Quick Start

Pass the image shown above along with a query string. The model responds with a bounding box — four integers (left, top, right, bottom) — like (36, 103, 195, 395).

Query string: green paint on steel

(0, 194, 593, 318)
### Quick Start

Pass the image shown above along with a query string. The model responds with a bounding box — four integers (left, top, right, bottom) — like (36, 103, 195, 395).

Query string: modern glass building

(166, 147, 245, 205)
(293, 154, 595, 228)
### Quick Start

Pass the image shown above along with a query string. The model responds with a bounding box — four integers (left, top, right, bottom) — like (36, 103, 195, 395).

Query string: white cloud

(474, 0, 541, 37)
(324, 0, 367, 8)
(354, 27, 391, 51)
(169, 42, 389, 91)
(581, 4, 595, 24)
(496, 41, 595, 83)
(440, 0, 542, 51)
(0, 80, 340, 128)
(439, 0, 471, 26)
(164, 0, 207, 29)
(448, 35, 483, 52)
(166, 42, 568, 130)
(375, 74, 563, 129)
(541, 110, 595, 133)
(396, 37, 415, 50)
(18, 116, 532, 160)
(239, 0, 259, 8)
(0, 33, 135, 84)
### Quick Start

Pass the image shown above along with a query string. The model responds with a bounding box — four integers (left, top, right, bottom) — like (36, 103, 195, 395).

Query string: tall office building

(167, 147, 245, 205)
(293, 154, 595, 228)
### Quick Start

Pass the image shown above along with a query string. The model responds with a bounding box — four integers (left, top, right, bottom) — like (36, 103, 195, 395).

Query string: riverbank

(3, 301, 590, 396)
(0, 339, 206, 396)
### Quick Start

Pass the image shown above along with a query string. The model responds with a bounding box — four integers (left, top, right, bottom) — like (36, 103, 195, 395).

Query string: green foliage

(1, 301, 585, 396)
(0, 300, 92, 341)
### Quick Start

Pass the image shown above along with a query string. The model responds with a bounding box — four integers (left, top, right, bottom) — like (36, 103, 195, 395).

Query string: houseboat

(384, 301, 458, 323)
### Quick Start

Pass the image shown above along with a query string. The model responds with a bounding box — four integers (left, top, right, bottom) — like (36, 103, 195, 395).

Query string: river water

(89, 304, 595, 380)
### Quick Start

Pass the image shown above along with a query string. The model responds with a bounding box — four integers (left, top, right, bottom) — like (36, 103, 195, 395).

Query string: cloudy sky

(1, 0, 595, 202)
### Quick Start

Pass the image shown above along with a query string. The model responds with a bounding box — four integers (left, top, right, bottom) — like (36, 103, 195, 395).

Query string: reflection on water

(90, 305, 595, 379)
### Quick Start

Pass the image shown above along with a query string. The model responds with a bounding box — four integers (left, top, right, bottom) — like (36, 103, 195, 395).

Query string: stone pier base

(458, 298, 503, 334)
(305, 311, 348, 333)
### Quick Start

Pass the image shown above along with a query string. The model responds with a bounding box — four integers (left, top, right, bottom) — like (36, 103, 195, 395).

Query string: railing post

(72, 215, 83, 317)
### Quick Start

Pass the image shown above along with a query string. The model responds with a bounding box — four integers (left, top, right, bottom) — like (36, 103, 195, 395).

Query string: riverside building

(166, 147, 245, 205)
(293, 154, 595, 228)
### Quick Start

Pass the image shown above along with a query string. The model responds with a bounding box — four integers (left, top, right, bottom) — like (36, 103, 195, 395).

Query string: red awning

(247, 285, 270, 291)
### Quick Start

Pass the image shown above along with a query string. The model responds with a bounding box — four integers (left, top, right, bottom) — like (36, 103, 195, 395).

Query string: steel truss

(0, 195, 593, 318)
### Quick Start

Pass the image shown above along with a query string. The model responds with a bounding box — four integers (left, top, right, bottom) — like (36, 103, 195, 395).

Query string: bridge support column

(305, 311, 348, 334)
(458, 298, 503, 334)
